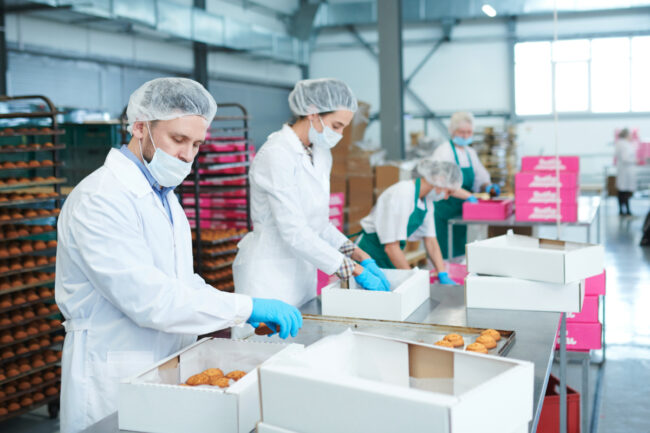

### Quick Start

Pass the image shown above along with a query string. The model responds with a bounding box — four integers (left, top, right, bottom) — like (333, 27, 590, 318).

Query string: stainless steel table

(85, 284, 560, 433)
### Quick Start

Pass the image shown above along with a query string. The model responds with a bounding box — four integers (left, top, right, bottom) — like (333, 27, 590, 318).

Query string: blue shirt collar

(119, 145, 175, 197)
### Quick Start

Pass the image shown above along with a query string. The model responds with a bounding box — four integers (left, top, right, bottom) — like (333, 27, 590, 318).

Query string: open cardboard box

(119, 338, 302, 433)
(321, 268, 429, 321)
(464, 273, 585, 313)
(259, 330, 533, 433)
(467, 232, 604, 284)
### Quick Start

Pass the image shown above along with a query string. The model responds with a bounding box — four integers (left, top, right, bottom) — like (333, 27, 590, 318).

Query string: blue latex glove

(437, 272, 456, 285)
(360, 258, 391, 291)
(247, 298, 303, 339)
(466, 195, 479, 204)
(354, 267, 389, 291)
(486, 183, 501, 196)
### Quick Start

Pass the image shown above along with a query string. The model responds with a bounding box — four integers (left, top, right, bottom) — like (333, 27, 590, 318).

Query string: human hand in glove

(355, 267, 390, 291)
(360, 258, 391, 291)
(486, 183, 501, 197)
(247, 298, 303, 339)
(437, 272, 456, 285)
(466, 195, 479, 204)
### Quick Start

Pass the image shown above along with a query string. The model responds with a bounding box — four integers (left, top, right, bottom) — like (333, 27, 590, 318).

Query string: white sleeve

(470, 148, 491, 192)
(431, 143, 454, 163)
(251, 147, 344, 275)
(67, 193, 253, 336)
(374, 188, 411, 244)
(319, 222, 349, 250)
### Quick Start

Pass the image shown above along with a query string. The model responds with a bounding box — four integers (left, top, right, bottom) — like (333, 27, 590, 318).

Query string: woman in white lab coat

(357, 160, 462, 284)
(431, 111, 500, 259)
(615, 128, 637, 216)
(233, 78, 390, 307)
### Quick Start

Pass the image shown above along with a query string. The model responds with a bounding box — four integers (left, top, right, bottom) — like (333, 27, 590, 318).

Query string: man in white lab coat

(55, 78, 302, 433)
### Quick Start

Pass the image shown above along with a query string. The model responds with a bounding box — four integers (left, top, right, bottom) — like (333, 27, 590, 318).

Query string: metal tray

(239, 314, 516, 357)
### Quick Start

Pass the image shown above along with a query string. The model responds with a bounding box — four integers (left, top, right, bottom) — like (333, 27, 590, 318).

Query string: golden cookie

(209, 376, 230, 388)
(443, 334, 464, 347)
(476, 335, 497, 349)
(480, 329, 501, 341)
(434, 340, 454, 348)
(466, 343, 488, 354)
(225, 370, 246, 381)
(186, 372, 210, 386)
(203, 368, 224, 378)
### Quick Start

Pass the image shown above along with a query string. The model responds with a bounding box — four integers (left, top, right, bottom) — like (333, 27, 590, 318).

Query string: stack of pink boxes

(557, 270, 606, 351)
(329, 192, 345, 232)
(515, 156, 580, 222)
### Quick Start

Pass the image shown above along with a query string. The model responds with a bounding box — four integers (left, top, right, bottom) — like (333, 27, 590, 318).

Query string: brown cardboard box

(374, 165, 400, 191)
(347, 176, 374, 207)
(331, 159, 347, 177)
(338, 101, 371, 151)
(330, 175, 347, 194)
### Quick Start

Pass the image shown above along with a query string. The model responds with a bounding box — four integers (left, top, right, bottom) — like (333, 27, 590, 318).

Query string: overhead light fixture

(482, 4, 497, 17)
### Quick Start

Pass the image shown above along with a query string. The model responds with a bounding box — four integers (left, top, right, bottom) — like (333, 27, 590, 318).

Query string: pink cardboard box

(329, 206, 343, 218)
(521, 156, 580, 173)
(430, 261, 468, 285)
(556, 321, 602, 351)
(329, 193, 345, 207)
(329, 214, 343, 230)
(566, 295, 599, 323)
(515, 203, 578, 222)
(462, 199, 513, 221)
(514, 188, 578, 205)
(317, 271, 337, 295)
(585, 270, 606, 296)
(515, 172, 579, 189)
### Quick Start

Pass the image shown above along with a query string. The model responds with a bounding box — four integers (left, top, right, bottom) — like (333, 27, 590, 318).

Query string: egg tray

(0, 358, 61, 387)
(0, 308, 60, 333)
(0, 296, 54, 315)
(0, 178, 66, 191)
(0, 195, 65, 208)
(0, 341, 62, 367)
(0, 326, 63, 351)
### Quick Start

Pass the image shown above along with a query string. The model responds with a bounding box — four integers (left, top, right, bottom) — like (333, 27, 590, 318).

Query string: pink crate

(182, 197, 248, 208)
(329, 205, 343, 218)
(430, 261, 468, 285)
(566, 295, 599, 323)
(317, 271, 337, 295)
(556, 321, 602, 351)
(199, 154, 247, 164)
(585, 270, 606, 296)
(514, 188, 578, 205)
(329, 193, 345, 207)
(185, 209, 247, 220)
(515, 172, 579, 189)
(462, 199, 513, 221)
(521, 156, 580, 173)
(515, 203, 578, 222)
(329, 214, 343, 230)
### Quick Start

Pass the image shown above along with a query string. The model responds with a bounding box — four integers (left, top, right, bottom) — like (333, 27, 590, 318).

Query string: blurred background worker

(357, 160, 462, 284)
(432, 111, 501, 258)
(55, 78, 302, 433)
(233, 78, 390, 308)
(615, 128, 637, 216)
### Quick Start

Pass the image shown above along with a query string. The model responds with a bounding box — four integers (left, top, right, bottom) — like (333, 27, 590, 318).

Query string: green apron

(434, 140, 475, 259)
(357, 178, 428, 268)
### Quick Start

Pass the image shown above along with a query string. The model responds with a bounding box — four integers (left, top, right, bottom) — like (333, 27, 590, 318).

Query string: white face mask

(427, 189, 447, 202)
(138, 122, 193, 188)
(308, 116, 343, 149)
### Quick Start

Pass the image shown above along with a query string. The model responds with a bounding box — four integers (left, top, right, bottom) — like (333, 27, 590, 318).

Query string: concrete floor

(2, 196, 648, 433)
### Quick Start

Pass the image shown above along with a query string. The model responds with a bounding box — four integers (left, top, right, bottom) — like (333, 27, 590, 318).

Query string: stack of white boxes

(464, 232, 604, 314)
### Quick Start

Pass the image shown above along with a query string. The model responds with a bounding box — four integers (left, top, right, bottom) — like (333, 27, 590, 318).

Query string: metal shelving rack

(181, 103, 253, 293)
(0, 95, 63, 422)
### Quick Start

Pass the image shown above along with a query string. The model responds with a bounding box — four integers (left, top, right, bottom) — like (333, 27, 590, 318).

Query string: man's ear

(131, 121, 146, 140)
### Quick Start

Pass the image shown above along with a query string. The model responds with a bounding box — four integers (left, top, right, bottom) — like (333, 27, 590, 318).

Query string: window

(515, 36, 648, 115)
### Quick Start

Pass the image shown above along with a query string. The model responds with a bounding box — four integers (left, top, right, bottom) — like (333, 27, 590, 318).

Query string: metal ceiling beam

(193, 0, 208, 88)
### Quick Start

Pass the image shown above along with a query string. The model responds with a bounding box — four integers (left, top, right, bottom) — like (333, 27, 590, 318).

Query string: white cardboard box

(119, 338, 301, 433)
(257, 423, 298, 433)
(466, 232, 604, 284)
(321, 268, 429, 321)
(465, 273, 585, 313)
(259, 330, 534, 433)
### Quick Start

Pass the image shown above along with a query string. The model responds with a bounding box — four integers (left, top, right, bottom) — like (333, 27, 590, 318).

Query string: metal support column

(0, 0, 7, 95)
(506, 16, 517, 122)
(377, 0, 404, 160)
(193, 0, 208, 88)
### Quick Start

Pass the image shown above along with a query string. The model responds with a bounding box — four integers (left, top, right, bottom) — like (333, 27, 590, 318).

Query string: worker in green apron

(431, 112, 501, 259)
(356, 160, 462, 284)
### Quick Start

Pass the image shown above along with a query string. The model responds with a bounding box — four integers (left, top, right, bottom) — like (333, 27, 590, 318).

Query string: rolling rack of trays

(181, 103, 253, 293)
(0, 95, 65, 422)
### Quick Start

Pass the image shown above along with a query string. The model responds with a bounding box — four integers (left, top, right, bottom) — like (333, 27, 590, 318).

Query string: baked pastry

(475, 335, 497, 349)
(225, 370, 246, 381)
(33, 392, 45, 402)
(434, 340, 454, 348)
(8, 401, 20, 412)
(466, 343, 488, 354)
(443, 333, 464, 347)
(43, 371, 55, 381)
(44, 386, 58, 396)
(203, 368, 223, 378)
(254, 322, 277, 336)
(209, 376, 230, 388)
(481, 329, 501, 342)
(186, 372, 210, 386)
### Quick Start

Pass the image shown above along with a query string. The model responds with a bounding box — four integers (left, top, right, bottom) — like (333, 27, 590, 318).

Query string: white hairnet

(449, 111, 475, 135)
(288, 78, 358, 116)
(416, 159, 462, 190)
(126, 77, 217, 133)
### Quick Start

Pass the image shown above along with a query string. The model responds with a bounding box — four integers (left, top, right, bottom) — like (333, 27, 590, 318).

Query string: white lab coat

(615, 138, 637, 191)
(360, 180, 436, 244)
(233, 125, 349, 307)
(56, 149, 252, 433)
